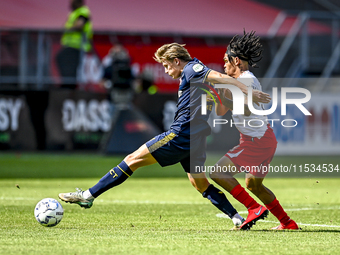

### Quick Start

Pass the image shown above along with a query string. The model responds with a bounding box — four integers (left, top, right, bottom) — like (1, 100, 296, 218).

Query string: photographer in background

(101, 44, 134, 105)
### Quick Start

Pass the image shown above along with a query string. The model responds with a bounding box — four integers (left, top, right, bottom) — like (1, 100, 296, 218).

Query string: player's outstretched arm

(206, 70, 271, 104)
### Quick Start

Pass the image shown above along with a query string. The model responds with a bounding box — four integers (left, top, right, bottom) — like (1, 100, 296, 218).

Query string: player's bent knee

(123, 149, 143, 168)
(123, 153, 136, 167)
(123, 144, 155, 171)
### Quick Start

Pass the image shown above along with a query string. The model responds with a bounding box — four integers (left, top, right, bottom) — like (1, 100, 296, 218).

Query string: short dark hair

(226, 30, 263, 68)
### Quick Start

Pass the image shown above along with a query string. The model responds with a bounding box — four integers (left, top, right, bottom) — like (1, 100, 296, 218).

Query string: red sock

(230, 184, 259, 210)
(265, 198, 290, 225)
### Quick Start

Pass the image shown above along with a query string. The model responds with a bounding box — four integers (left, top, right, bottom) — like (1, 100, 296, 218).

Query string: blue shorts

(145, 130, 206, 173)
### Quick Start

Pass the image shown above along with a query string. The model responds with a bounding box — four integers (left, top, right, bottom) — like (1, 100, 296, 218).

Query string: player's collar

(180, 59, 194, 77)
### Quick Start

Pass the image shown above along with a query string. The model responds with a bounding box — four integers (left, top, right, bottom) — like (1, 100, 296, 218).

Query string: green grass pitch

(0, 153, 339, 254)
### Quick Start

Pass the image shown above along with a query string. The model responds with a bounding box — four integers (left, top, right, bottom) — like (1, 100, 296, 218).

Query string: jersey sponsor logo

(178, 90, 183, 98)
(193, 64, 204, 72)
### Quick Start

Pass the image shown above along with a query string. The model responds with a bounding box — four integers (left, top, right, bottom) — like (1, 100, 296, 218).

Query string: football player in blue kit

(59, 43, 271, 229)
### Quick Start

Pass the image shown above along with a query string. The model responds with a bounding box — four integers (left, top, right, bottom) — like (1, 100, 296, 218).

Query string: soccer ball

(34, 198, 64, 227)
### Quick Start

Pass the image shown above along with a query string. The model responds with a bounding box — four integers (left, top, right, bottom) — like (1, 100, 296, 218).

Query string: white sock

(232, 213, 244, 226)
(83, 190, 94, 200)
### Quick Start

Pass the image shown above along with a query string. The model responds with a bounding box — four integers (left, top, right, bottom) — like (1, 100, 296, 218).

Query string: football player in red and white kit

(210, 31, 299, 230)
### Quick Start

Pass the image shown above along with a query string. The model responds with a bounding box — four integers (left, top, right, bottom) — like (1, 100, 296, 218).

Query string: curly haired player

(210, 31, 299, 230)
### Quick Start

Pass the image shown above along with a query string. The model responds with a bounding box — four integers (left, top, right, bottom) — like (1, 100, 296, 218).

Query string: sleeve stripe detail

(203, 69, 212, 83)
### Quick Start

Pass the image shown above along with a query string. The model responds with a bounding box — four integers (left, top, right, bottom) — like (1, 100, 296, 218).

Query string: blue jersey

(170, 58, 213, 136)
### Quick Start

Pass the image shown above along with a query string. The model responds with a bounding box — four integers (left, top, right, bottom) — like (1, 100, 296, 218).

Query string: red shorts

(225, 126, 277, 177)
